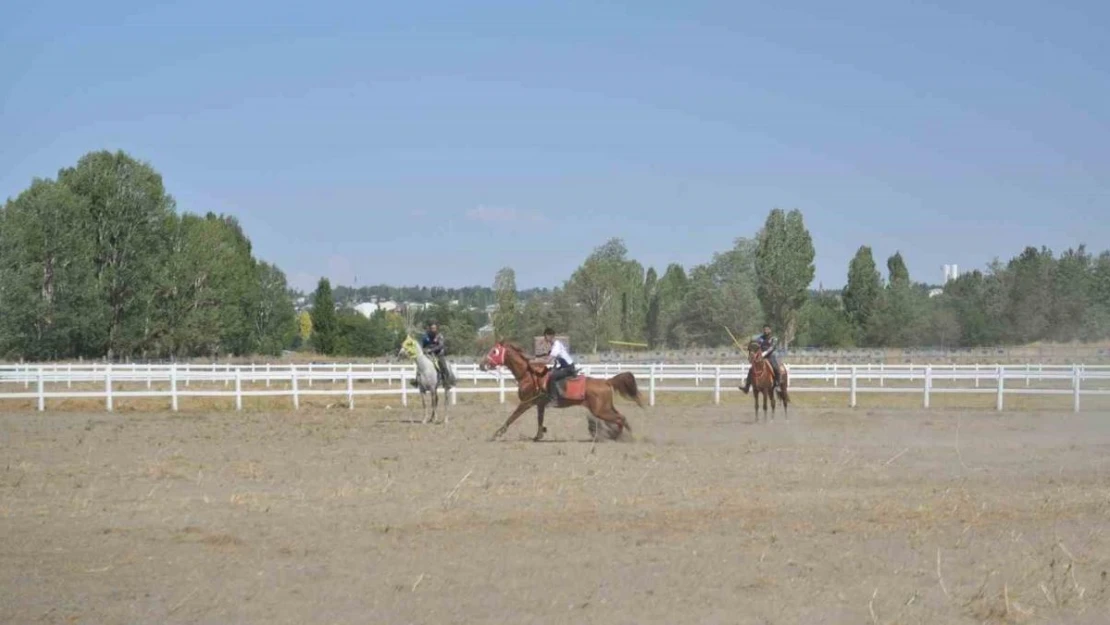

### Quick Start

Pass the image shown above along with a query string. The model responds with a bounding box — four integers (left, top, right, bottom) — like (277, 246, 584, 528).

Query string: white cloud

(465, 205, 547, 223)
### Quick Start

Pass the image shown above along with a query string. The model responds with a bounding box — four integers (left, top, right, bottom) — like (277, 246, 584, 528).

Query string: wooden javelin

(722, 326, 746, 350)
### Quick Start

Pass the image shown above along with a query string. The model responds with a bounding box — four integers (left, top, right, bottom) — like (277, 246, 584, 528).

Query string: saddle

(538, 370, 588, 402)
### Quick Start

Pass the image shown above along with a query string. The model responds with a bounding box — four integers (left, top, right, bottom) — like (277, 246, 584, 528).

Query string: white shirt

(548, 339, 574, 365)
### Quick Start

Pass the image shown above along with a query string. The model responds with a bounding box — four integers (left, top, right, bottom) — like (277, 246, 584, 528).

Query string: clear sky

(2, 0, 1107, 292)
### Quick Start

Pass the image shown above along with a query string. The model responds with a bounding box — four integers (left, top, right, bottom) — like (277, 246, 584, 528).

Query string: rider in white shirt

(535, 327, 577, 401)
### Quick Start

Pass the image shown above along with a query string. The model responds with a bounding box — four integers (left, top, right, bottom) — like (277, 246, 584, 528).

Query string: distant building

(928, 288, 944, 298)
(942, 264, 960, 284)
(353, 300, 399, 318)
(477, 323, 494, 338)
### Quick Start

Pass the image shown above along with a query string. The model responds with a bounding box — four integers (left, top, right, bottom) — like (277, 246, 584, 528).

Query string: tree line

(484, 212, 1110, 354)
(318, 284, 552, 310)
(7, 151, 1107, 362)
(0, 150, 297, 361)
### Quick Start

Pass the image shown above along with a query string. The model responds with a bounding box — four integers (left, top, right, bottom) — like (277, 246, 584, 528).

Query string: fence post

(147, 363, 153, 389)
(924, 364, 932, 409)
(266, 363, 271, 388)
(67, 363, 72, 389)
(105, 364, 113, 412)
(713, 365, 721, 405)
(649, 364, 656, 407)
(291, 365, 299, 410)
(850, 366, 858, 408)
(995, 364, 1004, 411)
(347, 367, 354, 410)
(401, 372, 408, 407)
(879, 362, 884, 387)
(171, 363, 179, 412)
(1025, 363, 1031, 387)
(307, 362, 313, 387)
(1072, 365, 1080, 413)
(498, 370, 505, 404)
(451, 386, 457, 406)
(37, 367, 45, 412)
(974, 364, 980, 388)
(232, 367, 241, 411)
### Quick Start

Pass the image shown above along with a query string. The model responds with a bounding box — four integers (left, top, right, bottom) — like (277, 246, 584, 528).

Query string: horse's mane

(500, 341, 549, 376)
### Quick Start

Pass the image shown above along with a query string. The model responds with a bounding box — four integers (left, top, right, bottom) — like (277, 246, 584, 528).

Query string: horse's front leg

(420, 391, 428, 424)
(534, 401, 548, 441)
(430, 386, 439, 424)
(491, 399, 536, 441)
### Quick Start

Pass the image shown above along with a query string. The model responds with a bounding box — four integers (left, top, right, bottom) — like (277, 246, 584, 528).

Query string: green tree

(492, 266, 519, 340)
(1048, 245, 1092, 342)
(1004, 246, 1054, 343)
(58, 150, 176, 359)
(655, 263, 689, 348)
(567, 238, 631, 352)
(887, 251, 910, 288)
(253, 261, 298, 355)
(866, 253, 925, 347)
(310, 278, 339, 355)
(795, 293, 854, 348)
(1085, 252, 1110, 340)
(0, 179, 101, 359)
(643, 267, 660, 348)
(842, 246, 882, 340)
(754, 208, 815, 346)
(680, 239, 761, 347)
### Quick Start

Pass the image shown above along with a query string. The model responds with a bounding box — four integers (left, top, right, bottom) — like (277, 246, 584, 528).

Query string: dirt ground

(2, 398, 1109, 624)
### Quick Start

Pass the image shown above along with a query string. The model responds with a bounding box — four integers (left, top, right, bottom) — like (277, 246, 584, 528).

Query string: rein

(502, 344, 552, 402)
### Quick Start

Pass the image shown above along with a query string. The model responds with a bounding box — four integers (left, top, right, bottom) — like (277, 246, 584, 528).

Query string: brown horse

(746, 341, 789, 421)
(479, 341, 643, 442)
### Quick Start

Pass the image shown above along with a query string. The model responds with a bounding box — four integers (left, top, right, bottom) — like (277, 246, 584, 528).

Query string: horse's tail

(607, 372, 644, 408)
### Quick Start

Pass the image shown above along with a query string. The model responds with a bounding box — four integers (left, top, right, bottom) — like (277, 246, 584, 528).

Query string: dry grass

(2, 402, 1109, 624)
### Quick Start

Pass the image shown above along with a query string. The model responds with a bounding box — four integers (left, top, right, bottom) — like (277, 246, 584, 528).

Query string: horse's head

(479, 341, 509, 371)
(747, 341, 763, 364)
(397, 335, 420, 360)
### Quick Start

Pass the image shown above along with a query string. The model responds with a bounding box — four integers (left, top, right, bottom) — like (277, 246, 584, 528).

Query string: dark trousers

(431, 353, 453, 387)
(548, 365, 576, 398)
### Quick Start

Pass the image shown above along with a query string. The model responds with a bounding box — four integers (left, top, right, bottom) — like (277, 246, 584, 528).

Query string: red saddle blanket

(540, 372, 588, 401)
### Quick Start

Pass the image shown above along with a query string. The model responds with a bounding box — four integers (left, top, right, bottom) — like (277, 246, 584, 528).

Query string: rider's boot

(740, 371, 752, 394)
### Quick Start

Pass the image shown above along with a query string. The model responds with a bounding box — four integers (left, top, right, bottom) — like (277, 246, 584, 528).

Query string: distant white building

(928, 288, 944, 298)
(942, 264, 960, 284)
(353, 300, 399, 318)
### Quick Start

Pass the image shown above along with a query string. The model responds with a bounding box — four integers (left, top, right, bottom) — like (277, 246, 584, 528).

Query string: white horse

(397, 335, 448, 424)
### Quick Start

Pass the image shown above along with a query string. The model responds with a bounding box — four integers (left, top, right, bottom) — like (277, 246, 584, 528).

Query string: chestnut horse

(746, 341, 789, 421)
(479, 341, 643, 442)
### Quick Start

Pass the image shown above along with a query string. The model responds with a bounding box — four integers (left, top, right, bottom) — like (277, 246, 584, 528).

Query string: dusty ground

(2, 399, 1109, 624)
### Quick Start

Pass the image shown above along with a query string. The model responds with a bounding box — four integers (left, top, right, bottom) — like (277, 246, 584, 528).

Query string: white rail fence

(1, 362, 1109, 413)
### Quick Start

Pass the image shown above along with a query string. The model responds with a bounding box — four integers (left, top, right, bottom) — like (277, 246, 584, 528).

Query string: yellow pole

(723, 326, 745, 350)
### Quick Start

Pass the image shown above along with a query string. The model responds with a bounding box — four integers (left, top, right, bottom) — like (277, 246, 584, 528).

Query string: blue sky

(2, 0, 1107, 292)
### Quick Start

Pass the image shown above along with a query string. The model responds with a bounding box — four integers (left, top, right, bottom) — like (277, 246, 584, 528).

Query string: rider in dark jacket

(740, 324, 781, 394)
(421, 322, 455, 389)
